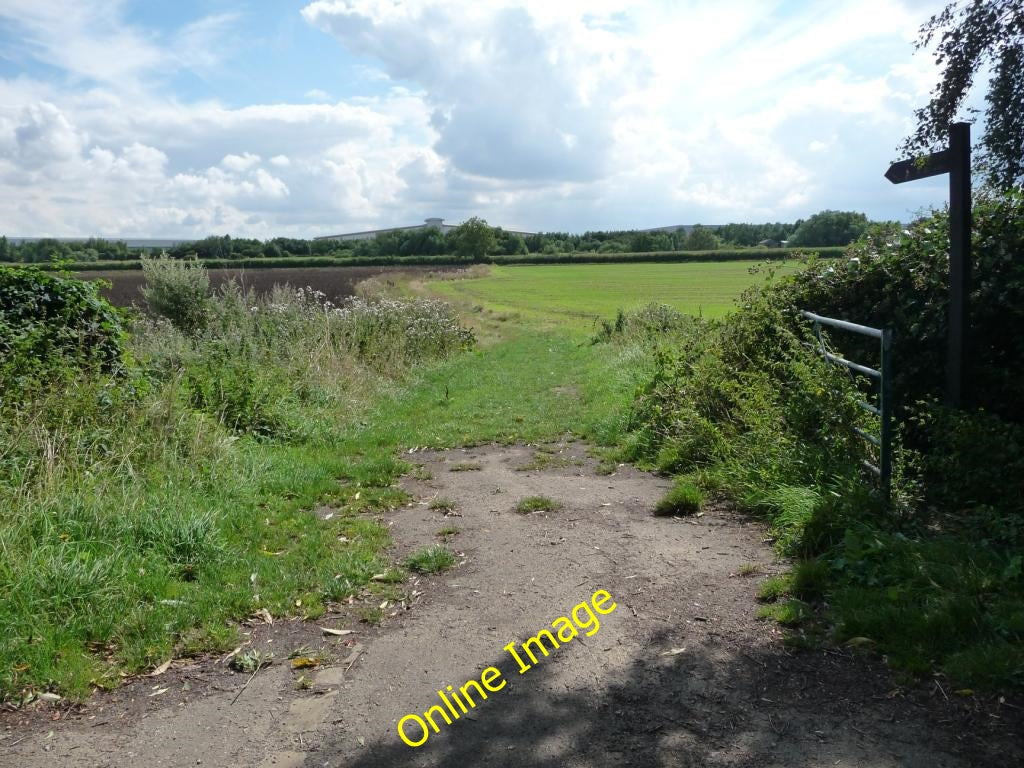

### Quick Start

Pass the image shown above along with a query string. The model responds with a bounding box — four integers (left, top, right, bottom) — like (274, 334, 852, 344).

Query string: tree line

(0, 210, 875, 264)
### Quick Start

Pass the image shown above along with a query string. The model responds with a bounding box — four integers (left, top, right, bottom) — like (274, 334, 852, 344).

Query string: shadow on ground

(308, 627, 1022, 768)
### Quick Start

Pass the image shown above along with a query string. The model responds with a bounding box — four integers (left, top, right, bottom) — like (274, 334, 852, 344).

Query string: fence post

(879, 328, 893, 504)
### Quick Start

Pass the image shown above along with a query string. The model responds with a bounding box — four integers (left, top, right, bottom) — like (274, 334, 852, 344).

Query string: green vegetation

(903, 0, 1024, 190)
(653, 478, 704, 516)
(5, 188, 1023, 700)
(432, 261, 807, 330)
(1, 266, 125, 393)
(404, 545, 457, 574)
(0, 209, 868, 266)
(448, 462, 483, 472)
(428, 498, 458, 513)
(605, 194, 1024, 689)
(515, 496, 564, 514)
(0, 259, 646, 702)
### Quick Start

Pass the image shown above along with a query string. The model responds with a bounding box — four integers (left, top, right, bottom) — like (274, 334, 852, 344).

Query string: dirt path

(3, 443, 1021, 767)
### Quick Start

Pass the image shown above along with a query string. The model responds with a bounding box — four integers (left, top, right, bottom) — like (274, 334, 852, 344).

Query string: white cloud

(0, 0, 949, 237)
(221, 152, 262, 172)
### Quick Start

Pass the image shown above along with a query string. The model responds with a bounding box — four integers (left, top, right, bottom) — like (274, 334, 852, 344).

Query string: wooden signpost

(885, 122, 972, 407)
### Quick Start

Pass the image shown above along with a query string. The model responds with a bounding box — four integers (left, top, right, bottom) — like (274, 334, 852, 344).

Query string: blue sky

(0, 0, 957, 238)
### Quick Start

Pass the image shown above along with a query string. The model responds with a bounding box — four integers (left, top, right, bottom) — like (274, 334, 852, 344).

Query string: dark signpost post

(885, 122, 972, 407)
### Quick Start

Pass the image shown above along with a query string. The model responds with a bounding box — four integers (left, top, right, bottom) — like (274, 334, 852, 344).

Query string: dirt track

(3, 442, 1021, 767)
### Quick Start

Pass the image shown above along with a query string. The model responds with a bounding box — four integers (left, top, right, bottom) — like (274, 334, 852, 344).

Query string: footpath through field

(6, 439, 1019, 767)
(3, 315, 1021, 766)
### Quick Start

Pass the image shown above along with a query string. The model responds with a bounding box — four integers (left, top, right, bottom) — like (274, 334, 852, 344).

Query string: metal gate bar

(800, 310, 893, 503)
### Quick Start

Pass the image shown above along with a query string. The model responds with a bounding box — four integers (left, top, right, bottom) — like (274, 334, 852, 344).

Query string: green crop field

(430, 261, 802, 331)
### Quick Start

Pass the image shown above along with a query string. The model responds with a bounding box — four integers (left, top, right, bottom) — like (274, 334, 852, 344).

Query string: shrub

(0, 267, 125, 397)
(141, 255, 211, 334)
(332, 297, 475, 370)
(618, 191, 1024, 689)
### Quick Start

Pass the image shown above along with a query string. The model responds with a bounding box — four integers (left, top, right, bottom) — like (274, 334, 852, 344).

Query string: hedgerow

(610, 192, 1024, 689)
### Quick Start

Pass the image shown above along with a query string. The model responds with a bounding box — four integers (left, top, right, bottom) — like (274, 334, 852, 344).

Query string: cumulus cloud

(0, 0, 948, 237)
(221, 152, 262, 173)
(301, 0, 647, 182)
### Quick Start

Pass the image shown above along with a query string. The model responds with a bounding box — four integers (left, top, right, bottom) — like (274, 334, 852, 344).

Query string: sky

(0, 0, 959, 238)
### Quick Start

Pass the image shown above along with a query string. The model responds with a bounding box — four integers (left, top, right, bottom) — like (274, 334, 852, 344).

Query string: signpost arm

(946, 122, 971, 407)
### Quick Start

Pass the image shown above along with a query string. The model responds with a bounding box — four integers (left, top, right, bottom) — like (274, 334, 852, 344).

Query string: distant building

(315, 217, 535, 242)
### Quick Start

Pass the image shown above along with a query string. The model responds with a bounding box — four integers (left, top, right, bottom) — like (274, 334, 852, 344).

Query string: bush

(141, 255, 211, 334)
(332, 297, 475, 370)
(614, 192, 1024, 689)
(763, 193, 1024, 422)
(0, 267, 125, 398)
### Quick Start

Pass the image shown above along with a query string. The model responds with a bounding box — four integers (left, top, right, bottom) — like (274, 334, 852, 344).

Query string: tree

(902, 0, 1024, 189)
(448, 217, 497, 262)
(684, 225, 719, 251)
(787, 210, 869, 247)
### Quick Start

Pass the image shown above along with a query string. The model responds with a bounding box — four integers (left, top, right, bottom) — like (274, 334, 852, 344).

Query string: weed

(409, 465, 433, 481)
(231, 649, 273, 674)
(404, 545, 457, 573)
(756, 599, 809, 627)
(448, 462, 483, 472)
(515, 496, 563, 514)
(791, 558, 829, 602)
(515, 448, 580, 472)
(428, 497, 458, 513)
(436, 526, 461, 538)
(357, 605, 386, 626)
(295, 674, 313, 690)
(654, 479, 703, 516)
(757, 575, 791, 603)
(735, 563, 759, 577)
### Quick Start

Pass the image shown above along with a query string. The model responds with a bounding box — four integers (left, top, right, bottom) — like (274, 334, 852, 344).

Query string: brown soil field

(76, 265, 454, 307)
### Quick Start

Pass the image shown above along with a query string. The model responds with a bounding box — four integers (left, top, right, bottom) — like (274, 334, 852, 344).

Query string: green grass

(515, 496, 564, 514)
(448, 462, 483, 472)
(653, 479, 704, 516)
(430, 261, 803, 332)
(404, 545, 457, 573)
(429, 497, 458, 513)
(0, 325, 642, 701)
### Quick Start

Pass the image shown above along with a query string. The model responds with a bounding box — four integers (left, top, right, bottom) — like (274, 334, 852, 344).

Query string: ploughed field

(75, 265, 454, 307)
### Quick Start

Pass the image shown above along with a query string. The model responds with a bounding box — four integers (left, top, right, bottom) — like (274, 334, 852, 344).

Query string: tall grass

(0, 266, 475, 700)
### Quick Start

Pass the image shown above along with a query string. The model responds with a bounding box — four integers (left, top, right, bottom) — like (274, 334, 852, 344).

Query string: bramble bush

(0, 267, 125, 399)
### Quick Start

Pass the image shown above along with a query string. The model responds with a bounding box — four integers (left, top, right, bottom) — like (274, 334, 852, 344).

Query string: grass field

(430, 261, 802, 331)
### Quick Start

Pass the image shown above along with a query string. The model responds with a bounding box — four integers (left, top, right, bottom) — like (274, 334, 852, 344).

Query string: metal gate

(800, 310, 893, 503)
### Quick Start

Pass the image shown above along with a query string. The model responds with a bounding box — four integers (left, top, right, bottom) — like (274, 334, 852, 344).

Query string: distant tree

(0, 236, 8, 262)
(684, 225, 720, 251)
(788, 210, 869, 247)
(494, 229, 528, 256)
(902, 0, 1024, 189)
(449, 217, 497, 262)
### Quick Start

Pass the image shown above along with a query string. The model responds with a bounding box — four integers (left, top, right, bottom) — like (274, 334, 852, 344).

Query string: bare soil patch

(3, 442, 1021, 767)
